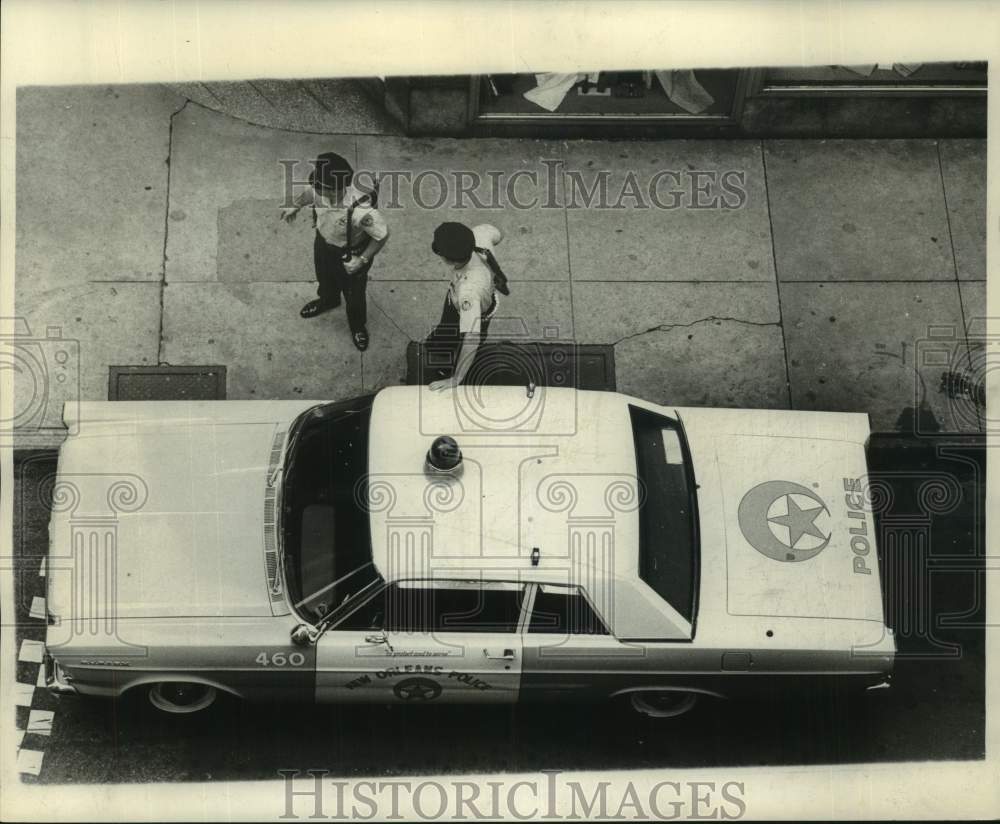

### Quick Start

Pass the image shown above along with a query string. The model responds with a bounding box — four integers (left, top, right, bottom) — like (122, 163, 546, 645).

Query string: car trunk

(713, 431, 886, 624)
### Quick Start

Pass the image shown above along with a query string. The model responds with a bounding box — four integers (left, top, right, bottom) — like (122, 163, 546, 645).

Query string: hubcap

(630, 691, 698, 719)
(148, 682, 217, 714)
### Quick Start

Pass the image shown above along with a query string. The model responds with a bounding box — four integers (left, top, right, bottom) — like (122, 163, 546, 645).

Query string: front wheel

(629, 690, 699, 719)
(148, 682, 217, 714)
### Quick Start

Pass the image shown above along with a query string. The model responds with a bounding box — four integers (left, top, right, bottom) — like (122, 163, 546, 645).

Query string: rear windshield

(629, 405, 699, 623)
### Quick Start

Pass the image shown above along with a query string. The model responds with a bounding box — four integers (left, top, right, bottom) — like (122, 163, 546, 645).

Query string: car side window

(528, 585, 609, 635)
(334, 582, 526, 633)
(333, 588, 387, 631)
(388, 583, 525, 633)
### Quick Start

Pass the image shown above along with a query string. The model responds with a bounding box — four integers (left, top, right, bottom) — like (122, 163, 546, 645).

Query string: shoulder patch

(360, 214, 374, 227)
(460, 299, 473, 312)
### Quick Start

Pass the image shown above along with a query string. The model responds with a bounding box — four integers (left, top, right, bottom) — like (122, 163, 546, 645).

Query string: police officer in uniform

(280, 152, 389, 351)
(426, 221, 503, 391)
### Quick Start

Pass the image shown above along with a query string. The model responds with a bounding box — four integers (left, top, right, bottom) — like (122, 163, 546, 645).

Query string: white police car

(44, 385, 894, 716)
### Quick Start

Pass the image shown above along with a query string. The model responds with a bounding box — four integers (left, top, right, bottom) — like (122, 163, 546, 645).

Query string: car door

(316, 580, 527, 704)
(519, 582, 633, 702)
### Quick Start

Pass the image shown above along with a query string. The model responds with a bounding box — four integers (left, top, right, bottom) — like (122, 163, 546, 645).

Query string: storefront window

(475, 69, 744, 121)
(754, 62, 986, 95)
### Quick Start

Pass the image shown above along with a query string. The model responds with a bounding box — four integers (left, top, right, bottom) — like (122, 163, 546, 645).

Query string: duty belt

(319, 233, 368, 259)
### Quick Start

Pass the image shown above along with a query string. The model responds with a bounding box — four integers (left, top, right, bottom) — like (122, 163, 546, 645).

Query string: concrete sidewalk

(13, 84, 988, 440)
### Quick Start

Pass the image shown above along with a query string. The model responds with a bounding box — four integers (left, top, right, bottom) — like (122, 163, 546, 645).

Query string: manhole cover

(108, 366, 227, 401)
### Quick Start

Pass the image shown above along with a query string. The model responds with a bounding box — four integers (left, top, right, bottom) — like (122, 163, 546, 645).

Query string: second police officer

(281, 152, 389, 351)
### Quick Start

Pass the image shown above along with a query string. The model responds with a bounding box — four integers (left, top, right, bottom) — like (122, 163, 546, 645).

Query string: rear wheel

(148, 682, 217, 714)
(629, 690, 699, 719)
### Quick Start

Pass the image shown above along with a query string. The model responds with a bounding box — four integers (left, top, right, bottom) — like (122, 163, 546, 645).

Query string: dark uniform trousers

(425, 294, 497, 379)
(314, 232, 371, 334)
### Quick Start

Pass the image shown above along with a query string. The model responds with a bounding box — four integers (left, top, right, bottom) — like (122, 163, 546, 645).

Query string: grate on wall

(406, 342, 615, 391)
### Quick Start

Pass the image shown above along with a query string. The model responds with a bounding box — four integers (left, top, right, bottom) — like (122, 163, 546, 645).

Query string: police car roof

(366, 385, 642, 585)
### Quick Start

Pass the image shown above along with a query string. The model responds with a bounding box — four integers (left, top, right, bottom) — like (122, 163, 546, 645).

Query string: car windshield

(280, 396, 381, 622)
(629, 405, 699, 624)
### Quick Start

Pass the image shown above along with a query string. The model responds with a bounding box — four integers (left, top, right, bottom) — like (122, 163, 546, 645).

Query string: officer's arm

(291, 186, 315, 211)
(449, 304, 483, 384)
(473, 224, 503, 247)
(281, 186, 313, 220)
(357, 213, 390, 264)
(359, 228, 389, 264)
(452, 332, 480, 385)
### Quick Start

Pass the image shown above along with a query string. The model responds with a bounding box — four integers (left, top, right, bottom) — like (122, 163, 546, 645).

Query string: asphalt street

(11, 438, 985, 784)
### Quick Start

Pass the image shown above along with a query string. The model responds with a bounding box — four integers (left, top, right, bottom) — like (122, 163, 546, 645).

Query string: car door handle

(365, 633, 393, 651)
(484, 648, 515, 661)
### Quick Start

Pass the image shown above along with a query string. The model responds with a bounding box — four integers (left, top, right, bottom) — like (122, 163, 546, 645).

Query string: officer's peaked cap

(432, 222, 475, 261)
(310, 152, 354, 189)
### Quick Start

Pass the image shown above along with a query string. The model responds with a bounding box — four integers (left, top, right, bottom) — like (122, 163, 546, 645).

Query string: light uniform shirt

(296, 184, 389, 248)
(448, 224, 502, 335)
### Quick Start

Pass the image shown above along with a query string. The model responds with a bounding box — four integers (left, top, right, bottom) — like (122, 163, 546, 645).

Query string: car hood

(679, 407, 886, 625)
(46, 403, 312, 620)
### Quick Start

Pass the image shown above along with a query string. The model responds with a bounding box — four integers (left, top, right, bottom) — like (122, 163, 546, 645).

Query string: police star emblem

(393, 677, 443, 701)
(737, 480, 831, 562)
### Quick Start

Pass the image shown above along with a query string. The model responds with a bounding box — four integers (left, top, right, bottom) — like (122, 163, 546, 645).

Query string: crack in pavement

(359, 297, 418, 392)
(367, 295, 416, 341)
(362, 306, 781, 350)
(610, 316, 782, 346)
(157, 98, 191, 366)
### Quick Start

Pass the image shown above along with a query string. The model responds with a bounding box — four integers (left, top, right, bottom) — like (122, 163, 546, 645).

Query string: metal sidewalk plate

(405, 342, 615, 391)
(108, 366, 227, 401)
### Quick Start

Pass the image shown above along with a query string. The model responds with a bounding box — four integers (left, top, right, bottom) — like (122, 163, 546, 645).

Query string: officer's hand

(343, 256, 363, 274)
(430, 377, 459, 392)
(280, 207, 298, 223)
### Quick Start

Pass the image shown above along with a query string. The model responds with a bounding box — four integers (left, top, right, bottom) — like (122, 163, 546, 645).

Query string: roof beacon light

(425, 435, 463, 476)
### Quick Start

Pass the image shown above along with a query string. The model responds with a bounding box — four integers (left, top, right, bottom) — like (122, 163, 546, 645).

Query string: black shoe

(352, 329, 370, 351)
(300, 299, 339, 318)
